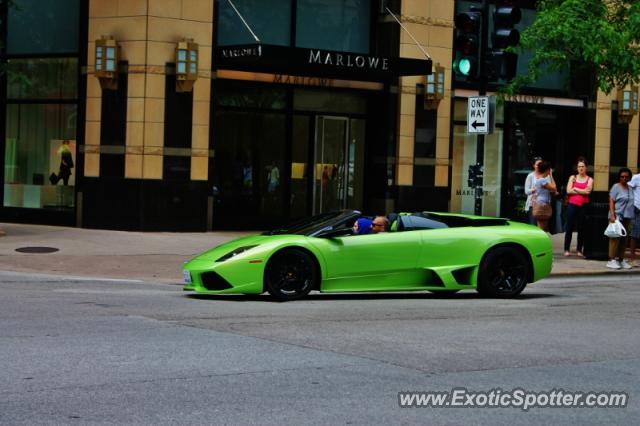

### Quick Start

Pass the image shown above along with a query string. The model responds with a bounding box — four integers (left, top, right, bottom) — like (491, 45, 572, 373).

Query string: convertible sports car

(183, 210, 553, 301)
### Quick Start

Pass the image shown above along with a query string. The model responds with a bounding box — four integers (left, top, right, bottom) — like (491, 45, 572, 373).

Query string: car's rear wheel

(477, 247, 528, 297)
(265, 249, 317, 301)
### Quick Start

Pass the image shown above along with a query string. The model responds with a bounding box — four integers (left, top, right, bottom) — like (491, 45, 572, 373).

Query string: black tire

(477, 247, 529, 297)
(264, 249, 317, 301)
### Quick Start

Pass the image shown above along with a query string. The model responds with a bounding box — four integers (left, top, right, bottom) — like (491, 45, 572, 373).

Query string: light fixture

(424, 64, 445, 109)
(618, 86, 638, 123)
(94, 36, 119, 90)
(176, 39, 199, 92)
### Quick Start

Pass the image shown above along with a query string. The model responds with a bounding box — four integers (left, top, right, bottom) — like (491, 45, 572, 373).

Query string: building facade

(1, 0, 638, 231)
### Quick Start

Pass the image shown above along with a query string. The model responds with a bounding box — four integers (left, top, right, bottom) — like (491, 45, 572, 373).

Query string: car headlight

(215, 245, 258, 262)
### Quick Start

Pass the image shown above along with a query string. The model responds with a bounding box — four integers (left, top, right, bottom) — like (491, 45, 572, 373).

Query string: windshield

(264, 211, 359, 236)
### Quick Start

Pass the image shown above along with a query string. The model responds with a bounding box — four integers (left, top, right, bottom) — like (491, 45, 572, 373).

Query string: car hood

(187, 234, 275, 262)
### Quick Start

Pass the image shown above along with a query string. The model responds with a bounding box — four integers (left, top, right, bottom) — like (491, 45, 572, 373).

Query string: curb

(549, 270, 640, 277)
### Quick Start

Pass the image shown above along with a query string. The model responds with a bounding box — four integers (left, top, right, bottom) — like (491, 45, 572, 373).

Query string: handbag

(604, 219, 627, 238)
(532, 202, 552, 220)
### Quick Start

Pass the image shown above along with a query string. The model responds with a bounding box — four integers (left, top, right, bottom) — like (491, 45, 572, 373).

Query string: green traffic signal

(457, 58, 472, 75)
(454, 11, 481, 79)
(454, 57, 476, 77)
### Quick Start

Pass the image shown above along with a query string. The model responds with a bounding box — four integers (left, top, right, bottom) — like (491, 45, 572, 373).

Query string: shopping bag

(604, 219, 627, 238)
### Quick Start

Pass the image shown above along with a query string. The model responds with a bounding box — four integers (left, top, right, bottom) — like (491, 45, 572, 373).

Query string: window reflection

(7, 58, 78, 99)
(296, 0, 371, 53)
(7, 0, 80, 54)
(4, 104, 77, 209)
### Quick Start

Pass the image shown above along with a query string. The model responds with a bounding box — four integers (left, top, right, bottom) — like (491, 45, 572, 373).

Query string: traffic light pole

(474, 0, 489, 216)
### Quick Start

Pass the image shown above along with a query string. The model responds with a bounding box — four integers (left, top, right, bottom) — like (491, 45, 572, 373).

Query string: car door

(310, 230, 423, 292)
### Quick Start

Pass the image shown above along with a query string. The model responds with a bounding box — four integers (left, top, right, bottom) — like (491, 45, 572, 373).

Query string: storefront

(5, 0, 628, 232)
(451, 94, 595, 225)
(450, 0, 599, 226)
(209, 0, 431, 229)
(1, 0, 85, 226)
(211, 81, 373, 229)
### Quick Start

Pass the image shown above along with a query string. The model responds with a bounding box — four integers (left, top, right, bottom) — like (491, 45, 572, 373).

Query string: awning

(214, 44, 432, 83)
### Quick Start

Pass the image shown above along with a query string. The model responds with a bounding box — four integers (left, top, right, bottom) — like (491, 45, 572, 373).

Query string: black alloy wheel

(265, 249, 317, 301)
(477, 247, 529, 297)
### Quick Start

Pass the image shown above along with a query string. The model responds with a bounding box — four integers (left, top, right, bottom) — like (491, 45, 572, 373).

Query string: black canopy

(215, 44, 432, 82)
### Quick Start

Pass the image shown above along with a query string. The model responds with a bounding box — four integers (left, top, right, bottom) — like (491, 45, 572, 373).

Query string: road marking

(0, 270, 144, 283)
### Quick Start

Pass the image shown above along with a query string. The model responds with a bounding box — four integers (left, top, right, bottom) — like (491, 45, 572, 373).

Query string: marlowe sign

(467, 96, 495, 134)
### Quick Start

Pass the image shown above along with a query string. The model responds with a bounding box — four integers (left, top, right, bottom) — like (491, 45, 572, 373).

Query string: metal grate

(15, 247, 60, 254)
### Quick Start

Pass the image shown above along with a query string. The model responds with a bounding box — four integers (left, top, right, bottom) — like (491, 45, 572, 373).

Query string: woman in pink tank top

(563, 158, 593, 256)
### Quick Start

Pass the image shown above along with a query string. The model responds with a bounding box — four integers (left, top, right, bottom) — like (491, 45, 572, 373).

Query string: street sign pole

(474, 0, 489, 216)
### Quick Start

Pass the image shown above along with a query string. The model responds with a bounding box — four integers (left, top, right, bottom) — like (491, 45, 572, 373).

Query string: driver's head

(371, 216, 389, 233)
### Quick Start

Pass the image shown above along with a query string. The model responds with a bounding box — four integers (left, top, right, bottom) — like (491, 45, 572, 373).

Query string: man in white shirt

(627, 171, 640, 267)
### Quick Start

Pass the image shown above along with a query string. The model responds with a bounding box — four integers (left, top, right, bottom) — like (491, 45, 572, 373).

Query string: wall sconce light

(618, 86, 638, 123)
(424, 64, 445, 109)
(95, 36, 119, 90)
(176, 39, 199, 92)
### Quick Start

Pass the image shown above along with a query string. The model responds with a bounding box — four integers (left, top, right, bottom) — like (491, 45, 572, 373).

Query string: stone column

(396, 0, 454, 187)
(86, 0, 214, 180)
(593, 91, 613, 191)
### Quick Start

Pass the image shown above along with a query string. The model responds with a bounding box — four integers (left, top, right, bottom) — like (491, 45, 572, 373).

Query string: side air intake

(200, 271, 233, 291)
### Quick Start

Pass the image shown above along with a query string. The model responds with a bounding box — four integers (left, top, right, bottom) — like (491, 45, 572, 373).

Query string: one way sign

(467, 96, 495, 134)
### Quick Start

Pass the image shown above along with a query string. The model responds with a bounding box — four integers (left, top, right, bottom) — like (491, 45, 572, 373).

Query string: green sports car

(183, 210, 553, 301)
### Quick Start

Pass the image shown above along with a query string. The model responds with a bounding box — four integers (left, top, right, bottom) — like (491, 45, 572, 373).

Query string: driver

(371, 216, 389, 233)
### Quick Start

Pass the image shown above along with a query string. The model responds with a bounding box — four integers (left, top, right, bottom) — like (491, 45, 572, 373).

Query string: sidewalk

(0, 222, 638, 283)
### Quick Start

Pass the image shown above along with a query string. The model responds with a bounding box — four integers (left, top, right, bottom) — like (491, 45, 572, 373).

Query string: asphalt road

(1, 272, 638, 425)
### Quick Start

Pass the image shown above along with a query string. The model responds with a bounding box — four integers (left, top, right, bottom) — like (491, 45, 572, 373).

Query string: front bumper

(182, 258, 265, 294)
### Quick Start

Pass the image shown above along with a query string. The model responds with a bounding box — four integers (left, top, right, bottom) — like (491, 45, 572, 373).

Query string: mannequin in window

(49, 140, 74, 186)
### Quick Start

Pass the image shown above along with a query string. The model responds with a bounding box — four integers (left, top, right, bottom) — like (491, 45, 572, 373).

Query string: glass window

(217, 0, 291, 46)
(211, 110, 287, 226)
(293, 89, 366, 114)
(413, 165, 435, 187)
(296, 0, 370, 53)
(414, 93, 436, 158)
(509, 8, 567, 91)
(4, 104, 77, 209)
(217, 83, 287, 110)
(7, 0, 80, 54)
(450, 99, 503, 218)
(7, 58, 78, 99)
(291, 115, 310, 219)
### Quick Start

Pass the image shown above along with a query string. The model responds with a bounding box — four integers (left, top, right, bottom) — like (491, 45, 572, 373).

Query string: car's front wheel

(477, 247, 528, 297)
(264, 249, 317, 301)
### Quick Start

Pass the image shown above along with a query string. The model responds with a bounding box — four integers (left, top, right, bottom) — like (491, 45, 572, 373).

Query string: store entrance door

(313, 115, 355, 214)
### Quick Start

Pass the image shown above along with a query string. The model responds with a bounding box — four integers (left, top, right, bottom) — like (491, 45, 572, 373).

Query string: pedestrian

(524, 157, 543, 225)
(606, 168, 634, 269)
(563, 157, 593, 257)
(531, 161, 556, 232)
(627, 169, 640, 267)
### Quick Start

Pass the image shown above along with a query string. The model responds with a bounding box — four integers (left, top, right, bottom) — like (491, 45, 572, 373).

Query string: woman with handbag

(524, 157, 543, 225)
(531, 161, 557, 232)
(563, 157, 593, 257)
(607, 168, 635, 269)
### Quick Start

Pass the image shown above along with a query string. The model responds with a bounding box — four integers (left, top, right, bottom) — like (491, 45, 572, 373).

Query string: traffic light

(453, 11, 481, 79)
(490, 1, 521, 81)
(468, 164, 483, 188)
(486, 50, 518, 81)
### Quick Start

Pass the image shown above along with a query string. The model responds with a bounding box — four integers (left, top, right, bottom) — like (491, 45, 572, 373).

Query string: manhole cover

(15, 246, 60, 254)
